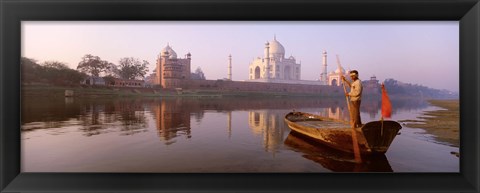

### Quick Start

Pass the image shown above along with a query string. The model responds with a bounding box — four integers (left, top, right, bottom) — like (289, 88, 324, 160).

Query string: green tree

(21, 57, 40, 70)
(42, 61, 87, 86)
(118, 57, 149, 80)
(21, 57, 86, 86)
(102, 75, 117, 86)
(105, 62, 120, 78)
(43, 61, 69, 70)
(77, 54, 109, 77)
(21, 57, 42, 83)
(42, 61, 68, 84)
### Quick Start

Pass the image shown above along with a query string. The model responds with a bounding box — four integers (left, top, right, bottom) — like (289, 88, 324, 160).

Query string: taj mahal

(153, 36, 378, 90)
(246, 36, 349, 86)
(248, 36, 302, 81)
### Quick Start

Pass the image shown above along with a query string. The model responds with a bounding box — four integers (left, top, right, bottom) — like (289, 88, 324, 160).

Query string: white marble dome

(335, 66, 346, 74)
(160, 44, 177, 59)
(269, 36, 285, 58)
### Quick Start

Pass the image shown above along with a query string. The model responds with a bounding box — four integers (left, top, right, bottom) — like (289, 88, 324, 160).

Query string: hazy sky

(22, 21, 459, 92)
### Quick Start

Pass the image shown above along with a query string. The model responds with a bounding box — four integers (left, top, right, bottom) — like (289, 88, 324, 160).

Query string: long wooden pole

(341, 80, 353, 125)
(337, 55, 362, 163)
(341, 79, 362, 163)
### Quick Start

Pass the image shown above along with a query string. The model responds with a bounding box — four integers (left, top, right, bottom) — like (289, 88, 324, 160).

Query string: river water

(21, 96, 459, 172)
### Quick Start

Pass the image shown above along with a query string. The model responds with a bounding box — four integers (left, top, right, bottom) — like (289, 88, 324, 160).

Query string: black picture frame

(1, 0, 478, 192)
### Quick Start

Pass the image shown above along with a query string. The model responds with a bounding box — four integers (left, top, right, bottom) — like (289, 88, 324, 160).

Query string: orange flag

(381, 83, 392, 118)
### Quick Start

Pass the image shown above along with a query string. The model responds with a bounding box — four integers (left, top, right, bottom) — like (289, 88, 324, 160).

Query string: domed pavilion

(249, 36, 301, 81)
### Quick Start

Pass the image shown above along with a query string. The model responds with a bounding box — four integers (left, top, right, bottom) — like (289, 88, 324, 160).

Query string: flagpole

(381, 83, 385, 136)
(381, 116, 384, 136)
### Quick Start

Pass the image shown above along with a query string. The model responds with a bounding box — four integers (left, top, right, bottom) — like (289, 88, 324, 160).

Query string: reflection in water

(78, 99, 149, 136)
(114, 99, 149, 136)
(227, 111, 232, 139)
(22, 96, 440, 172)
(284, 132, 393, 172)
(314, 106, 350, 123)
(22, 96, 430, 146)
(151, 98, 191, 145)
(22, 97, 150, 137)
(248, 110, 289, 153)
(77, 103, 107, 136)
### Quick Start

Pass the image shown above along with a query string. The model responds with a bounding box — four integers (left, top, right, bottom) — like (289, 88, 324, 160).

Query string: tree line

(27, 53, 456, 98)
(22, 57, 86, 86)
(22, 54, 150, 86)
(77, 54, 149, 80)
(383, 78, 458, 99)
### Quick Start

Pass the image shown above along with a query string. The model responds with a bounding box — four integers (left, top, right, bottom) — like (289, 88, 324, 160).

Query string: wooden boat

(284, 111, 402, 154)
(284, 132, 393, 172)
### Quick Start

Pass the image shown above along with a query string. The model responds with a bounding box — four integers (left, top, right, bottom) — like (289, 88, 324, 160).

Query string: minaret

(265, 41, 270, 79)
(228, 54, 232, 80)
(160, 51, 170, 88)
(156, 54, 162, 85)
(322, 50, 328, 84)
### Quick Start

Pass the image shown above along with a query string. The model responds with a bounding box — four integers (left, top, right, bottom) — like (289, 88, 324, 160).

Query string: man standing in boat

(341, 70, 363, 128)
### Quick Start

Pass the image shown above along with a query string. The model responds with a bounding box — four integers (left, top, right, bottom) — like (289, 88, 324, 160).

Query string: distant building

(246, 36, 363, 87)
(151, 39, 379, 93)
(155, 44, 191, 89)
(249, 36, 301, 82)
(106, 78, 145, 87)
(81, 76, 106, 86)
(191, 71, 206, 80)
(327, 65, 349, 86)
(327, 67, 380, 92)
(144, 72, 156, 87)
(363, 75, 380, 89)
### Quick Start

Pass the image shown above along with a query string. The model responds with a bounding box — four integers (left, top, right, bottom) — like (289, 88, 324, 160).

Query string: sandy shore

(398, 99, 459, 148)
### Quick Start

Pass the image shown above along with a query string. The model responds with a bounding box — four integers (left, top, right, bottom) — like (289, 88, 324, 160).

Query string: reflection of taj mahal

(315, 107, 350, 122)
(248, 110, 289, 153)
(245, 107, 351, 153)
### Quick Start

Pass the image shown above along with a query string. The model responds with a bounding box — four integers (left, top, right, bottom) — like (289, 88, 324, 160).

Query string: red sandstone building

(108, 78, 145, 87)
(155, 44, 191, 89)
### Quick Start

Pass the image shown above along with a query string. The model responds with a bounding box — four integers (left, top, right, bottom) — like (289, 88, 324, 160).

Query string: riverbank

(398, 99, 459, 147)
(21, 84, 345, 98)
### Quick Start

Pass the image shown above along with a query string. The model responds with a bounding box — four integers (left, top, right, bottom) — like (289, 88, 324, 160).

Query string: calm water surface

(21, 96, 459, 172)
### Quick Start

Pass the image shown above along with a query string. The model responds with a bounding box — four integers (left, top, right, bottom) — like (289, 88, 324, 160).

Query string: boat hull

(284, 132, 393, 172)
(284, 112, 402, 154)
